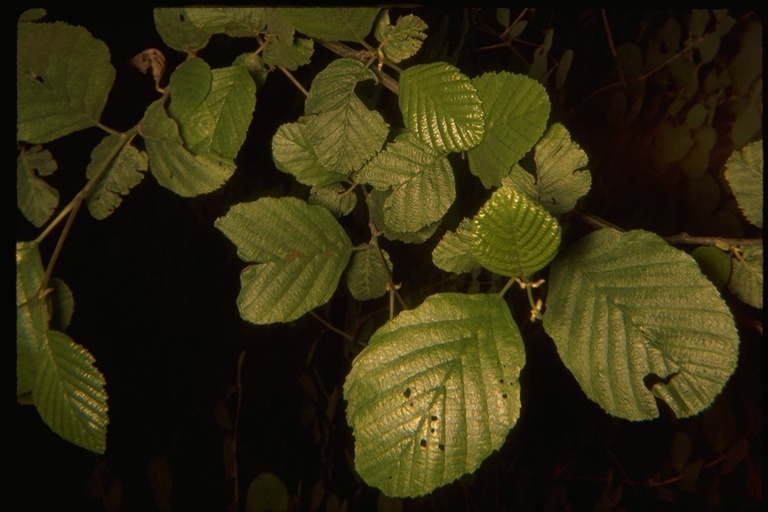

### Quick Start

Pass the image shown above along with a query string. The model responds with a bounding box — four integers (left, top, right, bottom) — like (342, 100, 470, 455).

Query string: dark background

(16, 8, 762, 512)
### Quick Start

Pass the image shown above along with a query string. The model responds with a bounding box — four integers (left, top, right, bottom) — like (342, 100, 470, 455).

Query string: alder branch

(316, 39, 400, 95)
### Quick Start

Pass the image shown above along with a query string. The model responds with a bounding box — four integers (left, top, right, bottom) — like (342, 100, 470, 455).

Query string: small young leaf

(346, 243, 392, 301)
(167, 58, 212, 119)
(724, 140, 762, 228)
(399, 62, 485, 153)
(214, 197, 353, 324)
(141, 100, 236, 197)
(358, 133, 455, 233)
(374, 11, 427, 63)
(467, 72, 550, 188)
(432, 218, 480, 274)
(17, 145, 59, 228)
(471, 187, 561, 278)
(344, 293, 525, 497)
(276, 7, 379, 42)
(544, 229, 740, 420)
(33, 330, 109, 454)
(17, 21, 116, 144)
(728, 245, 763, 309)
(308, 183, 357, 217)
(505, 123, 591, 216)
(85, 134, 148, 220)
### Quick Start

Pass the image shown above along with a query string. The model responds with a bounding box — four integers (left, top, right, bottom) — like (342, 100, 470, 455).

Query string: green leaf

(358, 133, 455, 233)
(432, 218, 480, 274)
(399, 62, 485, 153)
(214, 197, 353, 324)
(366, 190, 440, 244)
(691, 246, 731, 290)
(308, 183, 357, 217)
(471, 187, 561, 278)
(246, 472, 290, 512)
(33, 330, 109, 454)
(17, 145, 59, 228)
(17, 21, 115, 144)
(141, 100, 236, 197)
(344, 293, 525, 497)
(86, 134, 148, 220)
(272, 120, 348, 187)
(724, 140, 762, 228)
(171, 64, 256, 159)
(728, 245, 763, 309)
(168, 58, 212, 119)
(263, 9, 314, 71)
(153, 8, 211, 53)
(181, 7, 266, 37)
(544, 229, 740, 420)
(374, 11, 427, 63)
(16, 242, 48, 396)
(276, 7, 379, 42)
(303, 59, 389, 174)
(49, 278, 75, 332)
(346, 243, 392, 301)
(505, 123, 591, 216)
(466, 72, 550, 187)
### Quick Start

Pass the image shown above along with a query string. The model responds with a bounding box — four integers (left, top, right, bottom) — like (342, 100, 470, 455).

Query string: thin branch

(310, 311, 355, 341)
(663, 233, 763, 248)
(278, 66, 309, 97)
(601, 9, 627, 88)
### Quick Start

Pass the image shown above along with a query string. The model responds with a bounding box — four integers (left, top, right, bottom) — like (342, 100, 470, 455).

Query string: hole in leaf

(403, 387, 411, 398)
(502, 393, 508, 399)
(34, 75, 44, 83)
(430, 415, 438, 422)
(499, 378, 505, 383)
(438, 444, 445, 451)
(420, 439, 427, 448)
(409, 402, 414, 407)
(643, 371, 680, 390)
(430, 428, 435, 433)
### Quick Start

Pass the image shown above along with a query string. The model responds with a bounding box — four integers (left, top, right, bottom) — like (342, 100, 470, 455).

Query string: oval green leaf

(399, 62, 485, 153)
(344, 293, 525, 498)
(543, 229, 740, 421)
(214, 197, 353, 324)
(471, 187, 561, 278)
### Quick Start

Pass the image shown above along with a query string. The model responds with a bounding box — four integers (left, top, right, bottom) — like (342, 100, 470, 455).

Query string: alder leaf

(471, 187, 561, 278)
(16, 241, 48, 396)
(272, 120, 348, 187)
(263, 9, 314, 71)
(346, 243, 392, 301)
(17, 21, 115, 144)
(374, 10, 427, 63)
(728, 244, 763, 309)
(33, 330, 109, 454)
(181, 7, 266, 37)
(358, 133, 455, 233)
(467, 72, 550, 188)
(308, 183, 357, 217)
(153, 8, 211, 53)
(214, 197, 353, 324)
(344, 293, 525, 498)
(724, 140, 763, 228)
(85, 134, 148, 220)
(276, 7, 379, 42)
(17, 145, 59, 228)
(141, 100, 235, 197)
(544, 229, 740, 420)
(170, 64, 256, 160)
(304, 59, 389, 175)
(399, 62, 485, 153)
(505, 123, 591, 216)
(432, 218, 480, 274)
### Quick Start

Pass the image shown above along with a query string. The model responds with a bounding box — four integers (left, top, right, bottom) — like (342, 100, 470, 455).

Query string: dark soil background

(16, 8, 762, 512)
